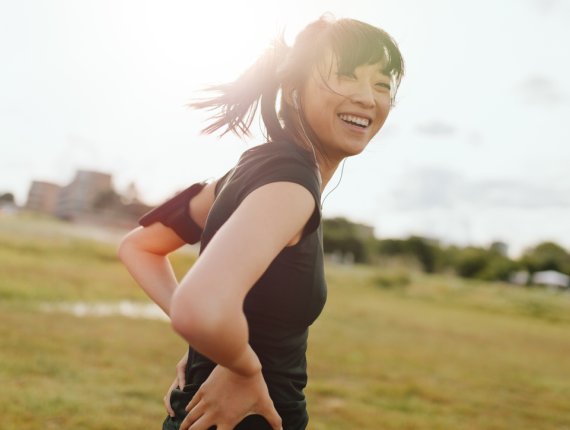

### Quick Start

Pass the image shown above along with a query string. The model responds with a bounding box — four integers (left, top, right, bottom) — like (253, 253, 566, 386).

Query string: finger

(187, 413, 214, 430)
(163, 393, 175, 417)
(261, 404, 283, 430)
(181, 399, 206, 430)
(184, 391, 201, 412)
(176, 363, 186, 389)
(179, 409, 194, 430)
(163, 379, 178, 417)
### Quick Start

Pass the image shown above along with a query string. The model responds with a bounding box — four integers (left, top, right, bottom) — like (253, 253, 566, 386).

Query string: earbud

(292, 90, 299, 109)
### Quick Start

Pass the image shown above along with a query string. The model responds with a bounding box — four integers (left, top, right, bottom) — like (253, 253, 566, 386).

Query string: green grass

(1, 213, 569, 429)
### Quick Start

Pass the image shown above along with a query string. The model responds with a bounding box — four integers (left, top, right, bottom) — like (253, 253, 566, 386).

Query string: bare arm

(116, 180, 218, 315)
(170, 181, 316, 377)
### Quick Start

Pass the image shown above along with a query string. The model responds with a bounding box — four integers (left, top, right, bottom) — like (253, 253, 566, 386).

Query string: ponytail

(190, 36, 290, 141)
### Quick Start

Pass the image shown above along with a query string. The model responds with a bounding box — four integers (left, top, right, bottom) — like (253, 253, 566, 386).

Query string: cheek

(377, 98, 392, 121)
(304, 97, 335, 131)
(376, 92, 392, 109)
(306, 108, 330, 135)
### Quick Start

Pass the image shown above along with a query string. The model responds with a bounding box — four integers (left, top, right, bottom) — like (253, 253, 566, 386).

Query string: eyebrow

(375, 71, 391, 81)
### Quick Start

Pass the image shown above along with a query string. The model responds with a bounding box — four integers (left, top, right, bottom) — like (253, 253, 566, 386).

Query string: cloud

(413, 121, 484, 146)
(529, 0, 561, 14)
(470, 180, 570, 208)
(466, 130, 484, 146)
(390, 167, 570, 211)
(390, 168, 464, 210)
(414, 120, 457, 137)
(517, 75, 566, 106)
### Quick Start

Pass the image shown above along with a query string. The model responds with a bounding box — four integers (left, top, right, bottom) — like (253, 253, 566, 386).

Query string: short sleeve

(214, 168, 235, 197)
(138, 182, 206, 244)
(236, 153, 321, 238)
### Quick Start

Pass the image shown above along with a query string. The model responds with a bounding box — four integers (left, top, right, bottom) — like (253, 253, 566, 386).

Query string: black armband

(138, 182, 207, 244)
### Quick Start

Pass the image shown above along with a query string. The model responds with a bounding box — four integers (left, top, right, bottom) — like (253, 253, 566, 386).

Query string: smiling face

(299, 54, 394, 162)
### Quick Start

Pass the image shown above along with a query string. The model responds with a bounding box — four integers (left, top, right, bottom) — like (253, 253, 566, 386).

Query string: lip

(337, 112, 374, 132)
(337, 117, 369, 134)
(337, 112, 373, 124)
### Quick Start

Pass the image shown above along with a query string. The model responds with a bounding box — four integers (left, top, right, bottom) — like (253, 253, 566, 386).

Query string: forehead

(317, 51, 390, 78)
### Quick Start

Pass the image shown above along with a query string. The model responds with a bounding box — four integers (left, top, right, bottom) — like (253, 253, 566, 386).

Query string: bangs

(326, 19, 404, 82)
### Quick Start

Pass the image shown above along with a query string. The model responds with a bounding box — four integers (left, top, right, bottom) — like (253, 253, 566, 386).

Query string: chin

(339, 146, 367, 159)
(348, 140, 371, 156)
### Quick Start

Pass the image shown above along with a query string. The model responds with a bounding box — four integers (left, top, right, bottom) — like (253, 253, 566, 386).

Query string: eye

(375, 82, 391, 91)
(337, 71, 357, 80)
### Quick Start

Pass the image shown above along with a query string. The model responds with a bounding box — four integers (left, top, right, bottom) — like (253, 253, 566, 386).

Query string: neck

(316, 155, 342, 193)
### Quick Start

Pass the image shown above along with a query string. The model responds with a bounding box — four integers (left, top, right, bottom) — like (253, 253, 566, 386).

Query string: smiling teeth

(339, 114, 370, 127)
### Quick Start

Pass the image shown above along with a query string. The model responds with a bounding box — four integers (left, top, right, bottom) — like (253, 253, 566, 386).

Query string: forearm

(170, 295, 261, 376)
(118, 243, 178, 315)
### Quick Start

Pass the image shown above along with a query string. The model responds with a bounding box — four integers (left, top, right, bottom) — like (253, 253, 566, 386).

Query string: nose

(348, 81, 375, 108)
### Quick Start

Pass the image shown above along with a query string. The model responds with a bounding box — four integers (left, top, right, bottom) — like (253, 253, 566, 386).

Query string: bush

(455, 247, 489, 278)
(373, 271, 411, 289)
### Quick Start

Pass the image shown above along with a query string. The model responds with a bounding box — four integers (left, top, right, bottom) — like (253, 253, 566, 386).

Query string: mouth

(337, 113, 371, 128)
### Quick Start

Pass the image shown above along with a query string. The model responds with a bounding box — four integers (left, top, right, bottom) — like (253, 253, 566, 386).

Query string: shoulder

(237, 141, 320, 195)
(209, 141, 322, 244)
(243, 140, 315, 165)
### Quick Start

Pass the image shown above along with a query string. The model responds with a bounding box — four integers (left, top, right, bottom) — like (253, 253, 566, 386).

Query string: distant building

(24, 169, 151, 228)
(531, 270, 570, 289)
(55, 170, 113, 220)
(25, 181, 62, 214)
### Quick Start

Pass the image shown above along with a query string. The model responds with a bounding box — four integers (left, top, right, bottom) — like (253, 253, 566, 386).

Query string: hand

(180, 365, 282, 430)
(164, 350, 189, 417)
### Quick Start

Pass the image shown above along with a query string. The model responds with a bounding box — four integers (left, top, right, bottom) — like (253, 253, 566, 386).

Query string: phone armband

(138, 182, 206, 244)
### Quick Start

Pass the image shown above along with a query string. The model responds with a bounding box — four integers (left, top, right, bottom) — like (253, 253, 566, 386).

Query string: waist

(168, 384, 308, 429)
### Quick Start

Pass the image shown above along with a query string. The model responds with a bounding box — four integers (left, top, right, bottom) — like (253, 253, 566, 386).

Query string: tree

(403, 235, 441, 273)
(477, 254, 518, 281)
(455, 247, 490, 278)
(122, 182, 140, 204)
(0, 192, 15, 204)
(452, 245, 518, 281)
(520, 242, 570, 275)
(377, 238, 407, 256)
(322, 217, 371, 263)
(93, 190, 123, 211)
(375, 236, 443, 273)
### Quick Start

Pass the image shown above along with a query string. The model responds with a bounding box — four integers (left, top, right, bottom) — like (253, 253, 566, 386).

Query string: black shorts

(163, 385, 273, 430)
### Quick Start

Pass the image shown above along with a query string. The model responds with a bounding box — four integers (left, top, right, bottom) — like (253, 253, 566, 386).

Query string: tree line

(323, 217, 570, 282)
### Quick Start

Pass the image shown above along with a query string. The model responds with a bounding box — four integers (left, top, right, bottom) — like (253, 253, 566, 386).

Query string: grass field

(1, 213, 569, 430)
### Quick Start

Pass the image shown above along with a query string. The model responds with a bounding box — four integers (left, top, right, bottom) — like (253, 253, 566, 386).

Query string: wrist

(228, 345, 261, 377)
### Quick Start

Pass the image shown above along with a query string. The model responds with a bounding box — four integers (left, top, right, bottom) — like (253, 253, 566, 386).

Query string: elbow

(116, 234, 133, 263)
(170, 291, 185, 335)
(170, 300, 191, 340)
(169, 291, 201, 341)
(117, 229, 145, 263)
(170, 289, 227, 344)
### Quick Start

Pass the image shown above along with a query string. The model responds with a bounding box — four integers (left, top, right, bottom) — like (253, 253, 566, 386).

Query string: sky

(1, 0, 569, 257)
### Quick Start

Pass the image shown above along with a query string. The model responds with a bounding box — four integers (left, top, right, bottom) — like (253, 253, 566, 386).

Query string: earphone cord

(320, 158, 346, 209)
(296, 104, 319, 171)
(295, 102, 346, 209)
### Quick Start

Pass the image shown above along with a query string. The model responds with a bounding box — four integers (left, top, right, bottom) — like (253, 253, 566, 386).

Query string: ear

(292, 90, 299, 109)
(282, 85, 297, 109)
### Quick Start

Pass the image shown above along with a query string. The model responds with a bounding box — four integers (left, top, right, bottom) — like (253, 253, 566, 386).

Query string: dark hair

(191, 15, 405, 161)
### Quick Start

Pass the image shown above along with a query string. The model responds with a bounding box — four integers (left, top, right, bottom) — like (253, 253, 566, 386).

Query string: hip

(164, 385, 308, 430)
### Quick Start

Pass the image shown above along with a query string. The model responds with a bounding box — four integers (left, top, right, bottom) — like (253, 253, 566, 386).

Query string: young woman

(118, 15, 404, 430)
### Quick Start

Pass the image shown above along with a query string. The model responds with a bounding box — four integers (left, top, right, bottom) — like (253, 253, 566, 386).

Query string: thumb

(260, 403, 282, 430)
(177, 365, 186, 389)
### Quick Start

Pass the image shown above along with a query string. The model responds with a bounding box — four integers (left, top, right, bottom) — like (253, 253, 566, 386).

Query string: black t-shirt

(168, 140, 327, 430)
